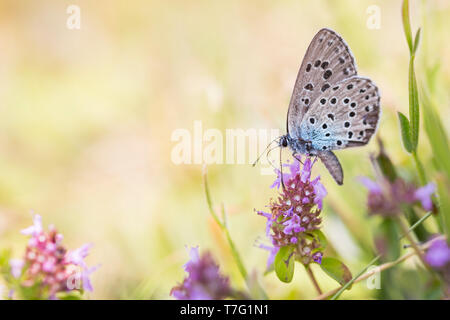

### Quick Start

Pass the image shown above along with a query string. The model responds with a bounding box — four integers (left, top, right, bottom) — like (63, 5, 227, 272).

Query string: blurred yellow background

(0, 0, 449, 299)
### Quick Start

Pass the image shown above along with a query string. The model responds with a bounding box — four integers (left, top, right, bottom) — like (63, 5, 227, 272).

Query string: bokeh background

(0, 0, 449, 299)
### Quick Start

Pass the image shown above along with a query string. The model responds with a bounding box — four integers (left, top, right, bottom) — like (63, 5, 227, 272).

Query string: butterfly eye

(282, 139, 288, 147)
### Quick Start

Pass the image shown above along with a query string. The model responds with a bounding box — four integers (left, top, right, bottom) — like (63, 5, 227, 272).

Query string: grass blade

(402, 0, 413, 53)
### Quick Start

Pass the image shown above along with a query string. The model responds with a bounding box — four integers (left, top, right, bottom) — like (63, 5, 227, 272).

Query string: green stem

(203, 166, 268, 299)
(412, 151, 427, 185)
(403, 211, 433, 238)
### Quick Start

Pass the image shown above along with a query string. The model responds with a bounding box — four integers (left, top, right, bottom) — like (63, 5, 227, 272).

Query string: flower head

(256, 157, 327, 268)
(425, 237, 450, 269)
(359, 176, 435, 216)
(171, 247, 232, 300)
(10, 214, 97, 299)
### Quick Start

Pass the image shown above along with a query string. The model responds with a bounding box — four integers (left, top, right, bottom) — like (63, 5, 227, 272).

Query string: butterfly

(279, 28, 381, 185)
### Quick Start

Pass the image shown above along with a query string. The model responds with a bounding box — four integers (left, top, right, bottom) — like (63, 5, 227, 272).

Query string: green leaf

(398, 112, 413, 153)
(422, 90, 450, 181)
(274, 246, 295, 283)
(402, 0, 413, 54)
(320, 257, 352, 287)
(401, 0, 421, 153)
(413, 28, 421, 54)
(408, 58, 420, 151)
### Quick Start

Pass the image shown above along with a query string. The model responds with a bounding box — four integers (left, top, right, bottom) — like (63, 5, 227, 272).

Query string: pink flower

(11, 214, 98, 299)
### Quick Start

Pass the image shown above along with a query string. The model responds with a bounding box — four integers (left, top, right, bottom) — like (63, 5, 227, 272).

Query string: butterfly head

(281, 134, 316, 157)
(279, 135, 289, 148)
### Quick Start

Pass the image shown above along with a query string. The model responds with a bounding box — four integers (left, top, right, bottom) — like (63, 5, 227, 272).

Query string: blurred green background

(0, 0, 449, 299)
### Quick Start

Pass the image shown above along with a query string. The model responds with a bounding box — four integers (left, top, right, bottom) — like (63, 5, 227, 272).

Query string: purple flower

(171, 247, 232, 300)
(359, 177, 435, 216)
(414, 183, 435, 212)
(358, 177, 383, 194)
(312, 252, 323, 264)
(9, 259, 24, 279)
(256, 158, 326, 267)
(270, 168, 290, 189)
(81, 265, 101, 292)
(425, 238, 450, 269)
(67, 243, 93, 268)
(21, 214, 42, 236)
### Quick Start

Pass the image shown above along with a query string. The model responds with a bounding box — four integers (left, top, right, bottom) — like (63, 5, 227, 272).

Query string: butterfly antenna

(252, 136, 281, 167)
(265, 144, 281, 172)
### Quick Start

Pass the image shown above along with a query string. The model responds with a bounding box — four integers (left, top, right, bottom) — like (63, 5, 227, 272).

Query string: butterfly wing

(317, 150, 343, 185)
(287, 28, 357, 138)
(300, 76, 381, 151)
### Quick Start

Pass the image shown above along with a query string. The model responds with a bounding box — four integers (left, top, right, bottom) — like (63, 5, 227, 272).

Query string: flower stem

(306, 265, 322, 295)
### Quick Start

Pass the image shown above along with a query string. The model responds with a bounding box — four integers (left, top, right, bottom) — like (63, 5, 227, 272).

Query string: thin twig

(396, 216, 429, 269)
